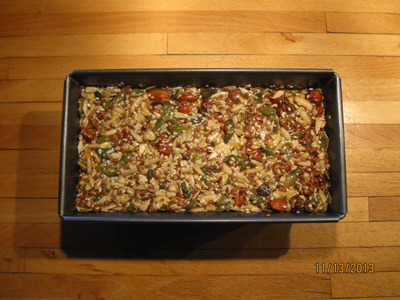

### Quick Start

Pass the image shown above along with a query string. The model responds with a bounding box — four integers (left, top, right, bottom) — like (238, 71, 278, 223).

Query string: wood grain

(0, 198, 59, 223)
(345, 125, 400, 149)
(369, 197, 400, 221)
(1, 222, 399, 249)
(0, 273, 331, 300)
(0, 150, 59, 174)
(343, 101, 400, 124)
(0, 0, 41, 15)
(25, 246, 400, 275)
(347, 172, 400, 197)
(327, 12, 400, 34)
(0, 248, 25, 273)
(346, 148, 400, 172)
(0, 59, 8, 79)
(0, 34, 167, 58)
(342, 78, 400, 101)
(8, 55, 400, 80)
(41, 0, 400, 13)
(344, 197, 369, 222)
(0, 125, 61, 149)
(0, 174, 59, 198)
(0, 102, 62, 126)
(0, 79, 63, 103)
(168, 33, 400, 56)
(332, 272, 400, 298)
(0, 12, 326, 36)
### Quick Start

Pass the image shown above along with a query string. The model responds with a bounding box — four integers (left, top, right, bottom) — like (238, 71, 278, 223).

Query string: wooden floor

(0, 0, 400, 299)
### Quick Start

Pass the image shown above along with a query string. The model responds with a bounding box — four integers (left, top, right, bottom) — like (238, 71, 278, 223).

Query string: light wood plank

(0, 59, 7, 79)
(0, 102, 62, 126)
(0, 248, 25, 273)
(0, 273, 330, 300)
(346, 148, 400, 172)
(25, 246, 400, 276)
(345, 124, 400, 149)
(0, 174, 58, 198)
(0, 198, 59, 223)
(0, 125, 61, 149)
(343, 101, 400, 124)
(369, 197, 400, 221)
(332, 272, 400, 298)
(343, 197, 369, 222)
(342, 78, 400, 101)
(2, 222, 399, 249)
(0, 0, 41, 15)
(327, 12, 400, 34)
(0, 34, 167, 58)
(41, 0, 400, 13)
(347, 172, 400, 197)
(0, 79, 63, 103)
(0, 12, 326, 36)
(0, 150, 59, 174)
(168, 33, 400, 56)
(9, 55, 400, 80)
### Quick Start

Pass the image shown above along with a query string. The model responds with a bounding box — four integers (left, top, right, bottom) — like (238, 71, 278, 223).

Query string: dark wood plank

(0, 125, 61, 149)
(0, 198, 59, 223)
(0, 150, 59, 174)
(0, 248, 25, 273)
(0, 174, 58, 198)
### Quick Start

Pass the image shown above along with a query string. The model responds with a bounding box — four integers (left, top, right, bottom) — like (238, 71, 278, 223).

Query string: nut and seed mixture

(76, 84, 331, 213)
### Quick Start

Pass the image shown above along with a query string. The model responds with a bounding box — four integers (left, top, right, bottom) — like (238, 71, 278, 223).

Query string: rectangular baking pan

(59, 69, 347, 222)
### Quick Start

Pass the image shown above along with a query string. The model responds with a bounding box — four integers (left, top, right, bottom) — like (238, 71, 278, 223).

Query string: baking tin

(59, 69, 347, 222)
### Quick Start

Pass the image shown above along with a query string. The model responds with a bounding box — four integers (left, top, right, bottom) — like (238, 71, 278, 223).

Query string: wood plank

(347, 172, 400, 197)
(0, 0, 41, 15)
(0, 248, 25, 273)
(25, 246, 400, 276)
(0, 12, 326, 36)
(168, 33, 400, 56)
(0, 273, 330, 300)
(327, 12, 400, 34)
(0, 150, 59, 174)
(369, 197, 400, 221)
(332, 272, 400, 298)
(343, 101, 400, 124)
(193, 222, 400, 250)
(342, 78, 400, 101)
(0, 79, 63, 103)
(2, 221, 399, 249)
(0, 223, 60, 249)
(41, 0, 400, 13)
(345, 124, 400, 149)
(0, 198, 59, 223)
(346, 148, 400, 172)
(0, 34, 167, 58)
(0, 174, 58, 198)
(343, 197, 369, 222)
(9, 55, 400, 80)
(0, 59, 7, 79)
(0, 102, 62, 126)
(0, 125, 61, 149)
